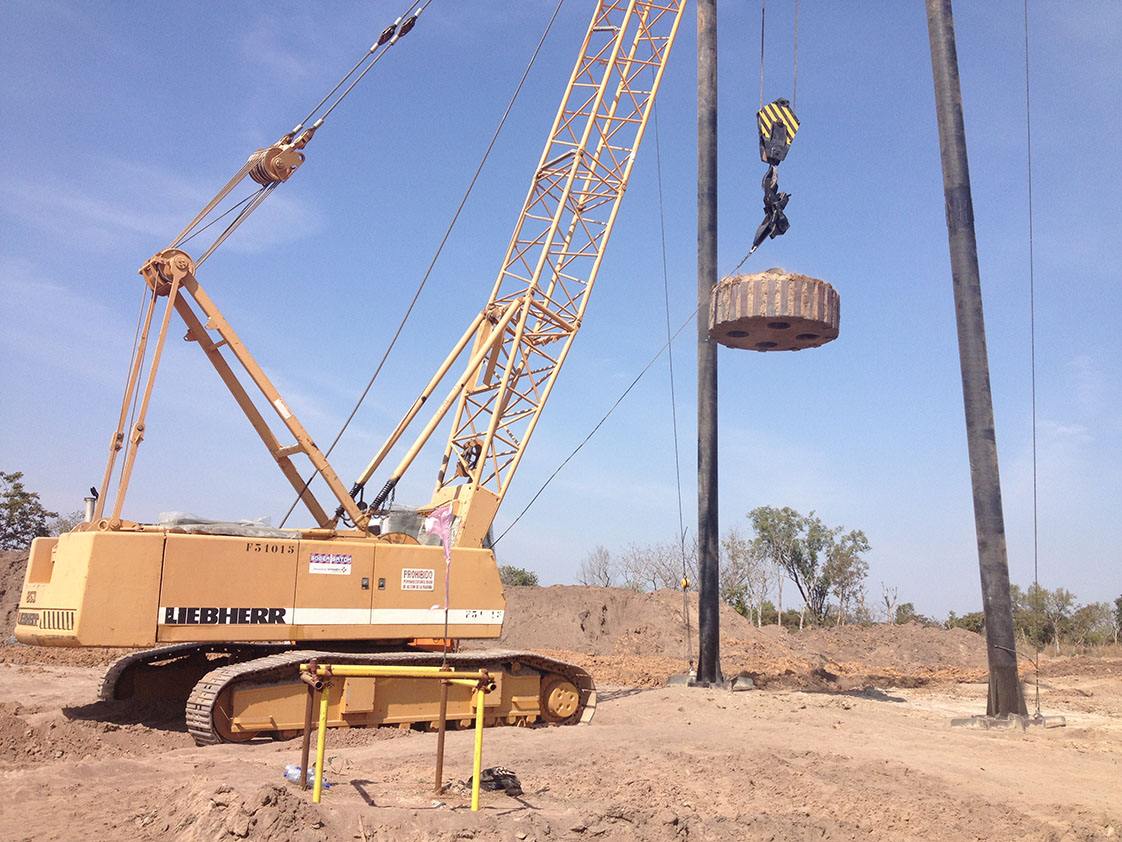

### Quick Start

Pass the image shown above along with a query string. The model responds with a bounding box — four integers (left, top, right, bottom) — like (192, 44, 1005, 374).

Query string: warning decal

(401, 567, 435, 591)
(309, 553, 352, 575)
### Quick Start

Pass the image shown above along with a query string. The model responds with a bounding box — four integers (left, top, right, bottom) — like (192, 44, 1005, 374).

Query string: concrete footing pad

(950, 713, 1066, 730)
(665, 672, 756, 692)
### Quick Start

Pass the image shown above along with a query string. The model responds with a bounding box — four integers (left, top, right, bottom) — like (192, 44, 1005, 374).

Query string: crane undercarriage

(103, 645, 593, 745)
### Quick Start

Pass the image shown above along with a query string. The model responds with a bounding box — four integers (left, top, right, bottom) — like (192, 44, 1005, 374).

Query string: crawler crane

(15, 0, 686, 743)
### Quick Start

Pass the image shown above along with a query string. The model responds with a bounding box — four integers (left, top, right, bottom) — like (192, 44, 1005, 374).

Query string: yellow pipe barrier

(299, 663, 494, 808)
(471, 688, 485, 812)
(312, 686, 330, 804)
(300, 663, 491, 680)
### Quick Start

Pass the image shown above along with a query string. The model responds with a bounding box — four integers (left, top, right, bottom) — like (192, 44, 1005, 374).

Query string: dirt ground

(0, 557, 1118, 841)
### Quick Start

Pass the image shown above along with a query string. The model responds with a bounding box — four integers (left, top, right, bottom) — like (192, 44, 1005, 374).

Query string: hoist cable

(726, 246, 756, 279)
(494, 249, 763, 548)
(758, 1, 766, 109)
(118, 288, 158, 495)
(278, 0, 568, 528)
(792, 0, 799, 109)
(100, 281, 152, 504)
(1023, 0, 1043, 720)
(654, 107, 692, 670)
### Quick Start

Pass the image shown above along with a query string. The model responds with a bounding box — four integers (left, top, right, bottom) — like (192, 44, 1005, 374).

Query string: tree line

(578, 505, 871, 629)
(947, 585, 1121, 649)
(7, 471, 1118, 649)
(576, 504, 1122, 646)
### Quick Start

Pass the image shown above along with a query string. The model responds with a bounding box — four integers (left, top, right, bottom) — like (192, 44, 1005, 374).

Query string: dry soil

(0, 554, 1118, 841)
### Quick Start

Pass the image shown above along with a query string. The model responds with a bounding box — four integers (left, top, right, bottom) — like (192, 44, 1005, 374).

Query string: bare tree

(1112, 596, 1122, 645)
(618, 539, 695, 592)
(1045, 588, 1077, 654)
(722, 528, 772, 626)
(825, 529, 870, 626)
(775, 562, 784, 627)
(578, 545, 614, 587)
(880, 583, 899, 624)
(48, 511, 85, 536)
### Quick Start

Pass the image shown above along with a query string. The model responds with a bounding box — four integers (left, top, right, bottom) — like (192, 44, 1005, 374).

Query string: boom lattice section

(435, 0, 685, 501)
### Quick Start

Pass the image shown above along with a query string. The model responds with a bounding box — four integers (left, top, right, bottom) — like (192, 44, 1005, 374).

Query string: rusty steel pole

(695, 0, 721, 685)
(925, 0, 1026, 717)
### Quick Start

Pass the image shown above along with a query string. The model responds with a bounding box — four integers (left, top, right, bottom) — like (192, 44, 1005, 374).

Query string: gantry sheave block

(709, 268, 840, 351)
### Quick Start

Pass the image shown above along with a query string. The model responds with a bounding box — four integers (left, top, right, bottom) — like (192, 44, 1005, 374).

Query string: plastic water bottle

(283, 763, 330, 789)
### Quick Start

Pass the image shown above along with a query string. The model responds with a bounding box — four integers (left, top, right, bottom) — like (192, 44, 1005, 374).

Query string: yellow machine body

(15, 531, 504, 649)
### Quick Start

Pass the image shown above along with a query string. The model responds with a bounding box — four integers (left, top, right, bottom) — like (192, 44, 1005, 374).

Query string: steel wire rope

(315, 0, 433, 127)
(196, 182, 278, 267)
(792, 0, 799, 110)
(654, 106, 693, 670)
(758, 0, 766, 109)
(278, 0, 569, 528)
(117, 287, 159, 498)
(492, 243, 764, 547)
(758, 0, 798, 109)
(492, 307, 699, 548)
(291, 0, 422, 133)
(1023, 0, 1043, 720)
(100, 281, 154, 505)
(172, 0, 422, 249)
(176, 188, 264, 249)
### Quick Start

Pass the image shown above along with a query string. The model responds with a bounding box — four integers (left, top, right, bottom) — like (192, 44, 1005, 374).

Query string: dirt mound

(489, 586, 989, 687)
(142, 782, 328, 842)
(797, 622, 988, 683)
(495, 585, 800, 659)
(0, 551, 27, 636)
(0, 700, 186, 765)
(0, 553, 989, 687)
(0, 643, 131, 667)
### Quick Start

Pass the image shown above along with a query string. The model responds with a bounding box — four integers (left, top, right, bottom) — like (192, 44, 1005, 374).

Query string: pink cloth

(423, 505, 455, 621)
(423, 505, 454, 564)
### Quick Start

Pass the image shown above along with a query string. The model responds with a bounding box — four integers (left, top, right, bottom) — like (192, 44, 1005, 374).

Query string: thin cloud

(240, 20, 316, 81)
(0, 154, 322, 255)
(0, 258, 135, 386)
(1068, 354, 1105, 419)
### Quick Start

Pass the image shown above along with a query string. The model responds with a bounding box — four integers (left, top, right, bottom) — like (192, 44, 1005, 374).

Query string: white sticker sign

(401, 567, 435, 591)
(309, 553, 352, 575)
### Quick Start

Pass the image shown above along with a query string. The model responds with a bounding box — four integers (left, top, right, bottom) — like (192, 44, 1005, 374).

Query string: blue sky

(1, 1, 1119, 619)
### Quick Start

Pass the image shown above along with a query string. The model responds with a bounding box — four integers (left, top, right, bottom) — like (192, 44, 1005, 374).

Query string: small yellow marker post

(312, 685, 330, 803)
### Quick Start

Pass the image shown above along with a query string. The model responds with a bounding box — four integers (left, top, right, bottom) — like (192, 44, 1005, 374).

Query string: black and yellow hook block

(757, 98, 799, 165)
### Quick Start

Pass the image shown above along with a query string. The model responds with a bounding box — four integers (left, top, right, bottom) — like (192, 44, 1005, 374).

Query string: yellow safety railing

(297, 662, 495, 810)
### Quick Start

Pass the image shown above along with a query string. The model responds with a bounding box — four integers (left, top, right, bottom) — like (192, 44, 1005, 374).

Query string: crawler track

(186, 649, 595, 745)
(104, 646, 595, 745)
(100, 642, 287, 702)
